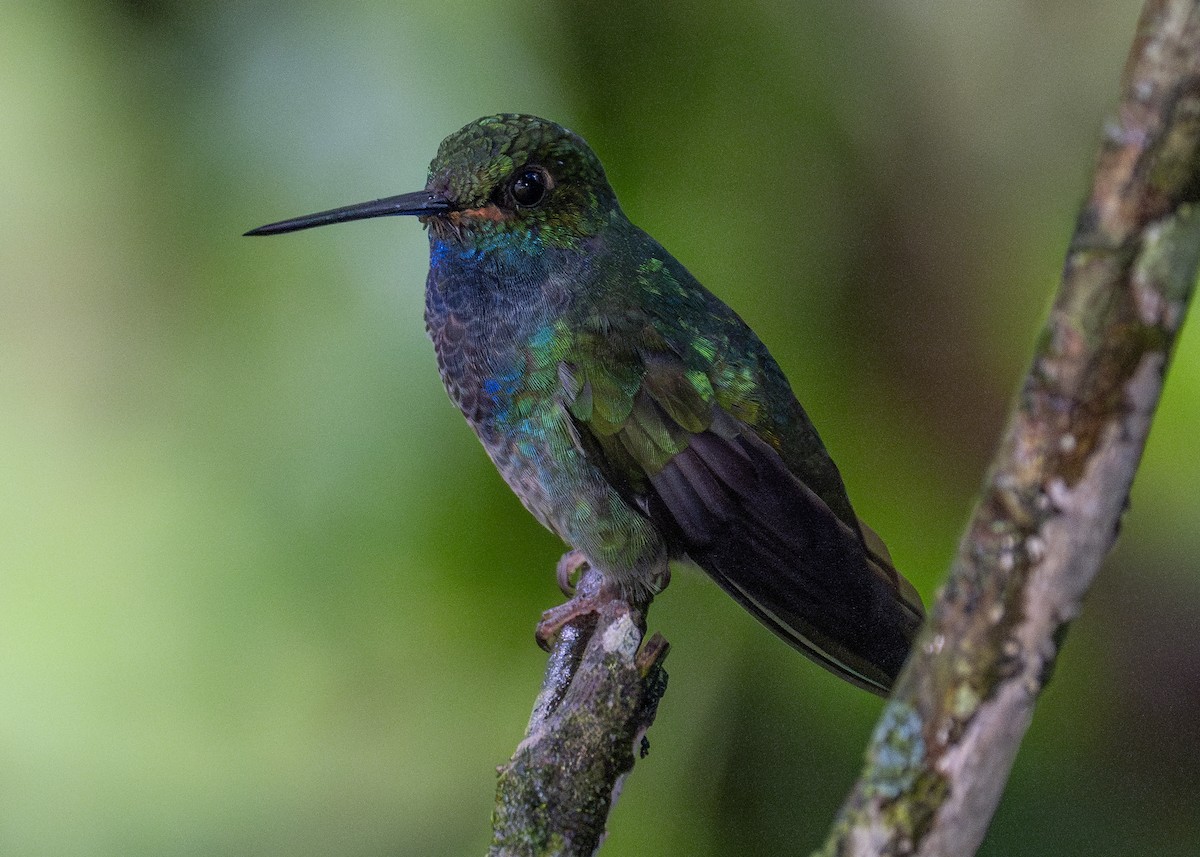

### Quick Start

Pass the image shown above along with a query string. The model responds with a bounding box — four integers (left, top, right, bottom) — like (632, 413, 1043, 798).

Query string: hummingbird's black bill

(244, 190, 452, 236)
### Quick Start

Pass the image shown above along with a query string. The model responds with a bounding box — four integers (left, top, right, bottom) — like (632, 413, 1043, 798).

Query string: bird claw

(555, 549, 589, 596)
(536, 589, 604, 652)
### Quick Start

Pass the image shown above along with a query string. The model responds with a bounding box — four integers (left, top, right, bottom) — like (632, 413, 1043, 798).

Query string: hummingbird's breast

(421, 237, 667, 584)
(423, 242, 576, 524)
(423, 242, 564, 433)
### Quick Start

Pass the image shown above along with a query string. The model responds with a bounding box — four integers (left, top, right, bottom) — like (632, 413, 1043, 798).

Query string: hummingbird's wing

(561, 339, 922, 695)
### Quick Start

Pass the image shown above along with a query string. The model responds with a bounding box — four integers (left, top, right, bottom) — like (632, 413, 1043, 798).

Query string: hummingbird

(247, 114, 924, 695)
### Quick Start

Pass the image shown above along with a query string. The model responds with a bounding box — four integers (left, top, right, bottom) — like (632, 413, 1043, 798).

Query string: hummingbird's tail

(653, 426, 924, 696)
(857, 517, 925, 633)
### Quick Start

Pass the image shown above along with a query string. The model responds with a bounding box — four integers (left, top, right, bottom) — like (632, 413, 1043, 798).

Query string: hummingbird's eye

(510, 168, 549, 208)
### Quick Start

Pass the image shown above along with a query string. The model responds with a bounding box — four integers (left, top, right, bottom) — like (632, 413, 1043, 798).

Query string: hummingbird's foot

(536, 567, 615, 653)
(555, 549, 589, 596)
(536, 594, 604, 652)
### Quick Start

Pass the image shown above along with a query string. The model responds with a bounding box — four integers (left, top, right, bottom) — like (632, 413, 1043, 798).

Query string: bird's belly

(466, 386, 667, 589)
(474, 416, 572, 536)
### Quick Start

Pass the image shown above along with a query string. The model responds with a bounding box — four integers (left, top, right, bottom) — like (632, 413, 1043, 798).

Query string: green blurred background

(3, 1, 1197, 854)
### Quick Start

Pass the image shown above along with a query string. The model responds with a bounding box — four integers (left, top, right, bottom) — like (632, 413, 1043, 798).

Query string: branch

(819, 2, 1200, 854)
(490, 568, 669, 857)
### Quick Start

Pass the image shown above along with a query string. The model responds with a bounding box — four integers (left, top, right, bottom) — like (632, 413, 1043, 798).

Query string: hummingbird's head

(422, 114, 618, 250)
(245, 114, 620, 253)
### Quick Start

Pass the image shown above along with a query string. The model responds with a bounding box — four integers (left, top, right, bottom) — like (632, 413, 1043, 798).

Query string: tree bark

(489, 568, 668, 857)
(817, 1, 1200, 854)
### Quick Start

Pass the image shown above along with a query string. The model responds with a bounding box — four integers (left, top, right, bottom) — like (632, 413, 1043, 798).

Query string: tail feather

(859, 517, 925, 630)
(650, 423, 924, 696)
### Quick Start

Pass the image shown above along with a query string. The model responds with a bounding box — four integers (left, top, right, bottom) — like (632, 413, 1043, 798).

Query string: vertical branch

(490, 568, 669, 857)
(819, 2, 1200, 855)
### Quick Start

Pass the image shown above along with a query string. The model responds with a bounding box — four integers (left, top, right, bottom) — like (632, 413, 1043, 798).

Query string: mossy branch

(489, 568, 668, 857)
(819, 1, 1200, 854)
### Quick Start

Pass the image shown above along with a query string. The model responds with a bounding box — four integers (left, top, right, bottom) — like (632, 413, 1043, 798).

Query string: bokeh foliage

(2, 1, 1196, 855)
